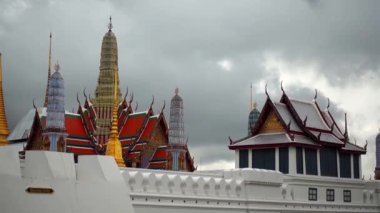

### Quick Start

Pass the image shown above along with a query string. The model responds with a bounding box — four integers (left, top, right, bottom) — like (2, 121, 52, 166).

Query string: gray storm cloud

(0, 0, 379, 174)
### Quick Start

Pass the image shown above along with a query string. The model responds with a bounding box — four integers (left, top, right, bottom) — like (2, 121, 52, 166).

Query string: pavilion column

(317, 149, 321, 176)
(235, 150, 239, 169)
(275, 147, 279, 171)
(248, 149, 252, 168)
(302, 148, 306, 175)
(337, 150, 341, 177)
(288, 147, 297, 175)
(359, 156, 362, 179)
(350, 154, 354, 179)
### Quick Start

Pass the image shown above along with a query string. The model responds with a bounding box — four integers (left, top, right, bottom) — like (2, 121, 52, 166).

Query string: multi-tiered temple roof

(230, 85, 366, 179)
(230, 87, 366, 154)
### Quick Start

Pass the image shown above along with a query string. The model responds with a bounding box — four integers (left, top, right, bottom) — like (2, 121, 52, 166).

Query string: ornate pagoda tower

(248, 84, 260, 136)
(0, 53, 9, 146)
(167, 88, 187, 171)
(44, 63, 67, 152)
(93, 17, 122, 144)
(375, 130, 380, 180)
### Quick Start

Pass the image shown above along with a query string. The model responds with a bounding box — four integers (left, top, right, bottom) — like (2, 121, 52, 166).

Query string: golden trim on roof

(0, 53, 9, 145)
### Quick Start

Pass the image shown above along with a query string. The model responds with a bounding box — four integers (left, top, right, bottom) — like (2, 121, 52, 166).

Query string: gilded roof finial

(250, 83, 256, 110)
(108, 16, 113, 31)
(105, 64, 124, 167)
(175, 87, 179, 95)
(250, 83, 253, 110)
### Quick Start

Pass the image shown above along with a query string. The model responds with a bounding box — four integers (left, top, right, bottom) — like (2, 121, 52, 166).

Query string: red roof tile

(151, 147, 167, 161)
(119, 112, 147, 138)
(65, 114, 88, 138)
(127, 152, 141, 160)
(139, 117, 158, 140)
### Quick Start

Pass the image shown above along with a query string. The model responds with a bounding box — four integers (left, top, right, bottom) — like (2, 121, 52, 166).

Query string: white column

(317, 149, 321, 176)
(275, 147, 279, 171)
(337, 150, 340, 177)
(289, 147, 297, 175)
(235, 150, 239, 169)
(359, 155, 362, 179)
(248, 149, 253, 168)
(302, 148, 306, 175)
(350, 154, 354, 179)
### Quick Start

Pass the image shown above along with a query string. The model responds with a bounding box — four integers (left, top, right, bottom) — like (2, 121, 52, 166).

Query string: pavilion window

(353, 155, 360, 179)
(320, 147, 338, 177)
(343, 190, 351, 202)
(239, 150, 248, 168)
(308, 188, 318, 201)
(339, 152, 351, 178)
(305, 148, 318, 175)
(252, 148, 275, 170)
(326, 189, 335, 202)
(296, 147, 303, 174)
(279, 147, 289, 174)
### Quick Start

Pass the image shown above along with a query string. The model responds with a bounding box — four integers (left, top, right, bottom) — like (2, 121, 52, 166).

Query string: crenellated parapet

(123, 169, 244, 198)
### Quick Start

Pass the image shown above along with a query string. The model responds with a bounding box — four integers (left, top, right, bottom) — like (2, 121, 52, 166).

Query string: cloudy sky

(0, 0, 379, 177)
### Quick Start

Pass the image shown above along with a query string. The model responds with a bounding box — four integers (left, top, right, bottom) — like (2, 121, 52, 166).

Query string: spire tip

(54, 61, 60, 72)
(108, 16, 113, 31)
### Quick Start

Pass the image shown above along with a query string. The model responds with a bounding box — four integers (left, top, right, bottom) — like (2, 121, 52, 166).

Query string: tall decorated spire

(44, 62, 66, 152)
(43, 33, 52, 107)
(250, 83, 253, 110)
(169, 87, 185, 145)
(93, 17, 122, 144)
(167, 88, 187, 171)
(105, 64, 124, 167)
(248, 83, 260, 136)
(375, 129, 380, 180)
(0, 53, 9, 145)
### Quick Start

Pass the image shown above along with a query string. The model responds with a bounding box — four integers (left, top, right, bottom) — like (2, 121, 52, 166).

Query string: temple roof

(230, 89, 366, 154)
(273, 102, 301, 132)
(288, 99, 330, 131)
(8, 108, 46, 143)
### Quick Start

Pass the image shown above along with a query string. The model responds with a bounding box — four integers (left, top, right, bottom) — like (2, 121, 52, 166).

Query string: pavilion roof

(229, 89, 366, 154)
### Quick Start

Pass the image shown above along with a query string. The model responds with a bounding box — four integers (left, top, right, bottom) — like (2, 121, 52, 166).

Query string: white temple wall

(0, 148, 379, 213)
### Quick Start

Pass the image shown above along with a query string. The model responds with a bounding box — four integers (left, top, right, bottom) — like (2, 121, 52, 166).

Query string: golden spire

(105, 65, 125, 167)
(0, 53, 9, 146)
(250, 83, 254, 111)
(43, 33, 52, 107)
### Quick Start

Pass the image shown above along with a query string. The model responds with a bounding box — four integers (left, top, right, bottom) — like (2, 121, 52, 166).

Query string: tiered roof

(229, 88, 366, 154)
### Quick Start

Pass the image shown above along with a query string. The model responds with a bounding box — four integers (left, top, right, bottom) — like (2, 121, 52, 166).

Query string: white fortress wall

(0, 148, 380, 213)
(122, 167, 380, 212)
(0, 147, 134, 213)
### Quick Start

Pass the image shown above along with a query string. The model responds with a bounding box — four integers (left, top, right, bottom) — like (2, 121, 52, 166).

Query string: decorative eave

(250, 95, 290, 136)
(279, 92, 322, 144)
(228, 141, 321, 150)
(326, 110, 345, 138)
(25, 108, 43, 150)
